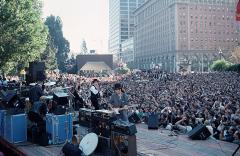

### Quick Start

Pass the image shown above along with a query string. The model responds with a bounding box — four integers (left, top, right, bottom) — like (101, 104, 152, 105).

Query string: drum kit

(79, 133, 98, 156)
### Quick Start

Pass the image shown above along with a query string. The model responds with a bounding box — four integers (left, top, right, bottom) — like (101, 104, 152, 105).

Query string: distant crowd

(1, 69, 240, 144)
(75, 70, 240, 144)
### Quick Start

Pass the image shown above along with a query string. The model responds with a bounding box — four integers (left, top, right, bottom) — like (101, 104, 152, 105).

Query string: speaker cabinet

(188, 124, 211, 140)
(28, 62, 46, 83)
(148, 114, 159, 129)
(111, 132, 137, 156)
(53, 92, 69, 106)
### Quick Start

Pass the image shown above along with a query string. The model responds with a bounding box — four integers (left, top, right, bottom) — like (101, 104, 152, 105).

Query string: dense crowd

(1, 70, 240, 145)
(73, 70, 240, 144)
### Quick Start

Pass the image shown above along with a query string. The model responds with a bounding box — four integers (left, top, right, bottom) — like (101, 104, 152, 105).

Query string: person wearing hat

(109, 83, 129, 121)
(89, 79, 101, 110)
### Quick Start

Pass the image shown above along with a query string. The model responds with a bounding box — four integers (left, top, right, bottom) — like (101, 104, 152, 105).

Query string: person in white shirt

(89, 79, 101, 110)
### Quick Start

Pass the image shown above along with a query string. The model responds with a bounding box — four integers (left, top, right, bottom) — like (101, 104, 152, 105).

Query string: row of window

(188, 38, 238, 42)
(189, 15, 234, 20)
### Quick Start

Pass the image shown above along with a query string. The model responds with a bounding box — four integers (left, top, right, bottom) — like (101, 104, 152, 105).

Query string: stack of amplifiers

(91, 110, 117, 138)
(4, 113, 27, 143)
(79, 108, 95, 127)
(46, 113, 73, 144)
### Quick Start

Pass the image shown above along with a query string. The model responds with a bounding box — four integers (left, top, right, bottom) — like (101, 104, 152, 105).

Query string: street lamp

(218, 48, 223, 60)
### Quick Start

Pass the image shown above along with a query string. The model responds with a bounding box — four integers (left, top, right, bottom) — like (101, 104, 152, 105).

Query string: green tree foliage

(210, 60, 231, 71)
(40, 35, 57, 70)
(66, 54, 77, 74)
(226, 64, 240, 73)
(0, 0, 48, 74)
(115, 67, 130, 75)
(44, 15, 70, 72)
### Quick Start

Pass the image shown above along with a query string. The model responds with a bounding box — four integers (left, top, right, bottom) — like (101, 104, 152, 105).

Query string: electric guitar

(111, 104, 138, 114)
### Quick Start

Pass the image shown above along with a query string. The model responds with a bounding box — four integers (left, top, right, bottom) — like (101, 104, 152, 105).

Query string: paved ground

(16, 124, 240, 156)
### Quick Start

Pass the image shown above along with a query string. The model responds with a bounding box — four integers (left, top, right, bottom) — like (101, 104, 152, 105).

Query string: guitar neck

(115, 104, 138, 110)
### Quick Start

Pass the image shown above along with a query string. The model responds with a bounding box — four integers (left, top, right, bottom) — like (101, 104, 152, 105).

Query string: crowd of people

(1, 69, 240, 146)
(70, 70, 240, 144)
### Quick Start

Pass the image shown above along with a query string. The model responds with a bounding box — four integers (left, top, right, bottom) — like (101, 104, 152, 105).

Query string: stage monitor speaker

(29, 62, 46, 83)
(128, 113, 141, 123)
(1, 91, 18, 108)
(111, 133, 137, 156)
(188, 124, 211, 140)
(53, 93, 69, 106)
(148, 114, 158, 129)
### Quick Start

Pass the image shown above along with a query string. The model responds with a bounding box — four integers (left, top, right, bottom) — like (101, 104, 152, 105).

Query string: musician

(73, 85, 85, 110)
(109, 83, 129, 121)
(61, 135, 82, 156)
(29, 82, 43, 104)
(90, 79, 101, 110)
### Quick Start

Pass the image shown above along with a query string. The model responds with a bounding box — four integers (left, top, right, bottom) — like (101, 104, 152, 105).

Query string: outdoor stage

(16, 124, 240, 156)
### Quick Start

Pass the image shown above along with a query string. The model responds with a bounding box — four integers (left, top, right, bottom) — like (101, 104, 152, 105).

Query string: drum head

(79, 133, 98, 156)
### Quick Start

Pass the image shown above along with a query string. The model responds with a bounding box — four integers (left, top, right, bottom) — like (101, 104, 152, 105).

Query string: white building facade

(121, 37, 134, 67)
(109, 0, 146, 62)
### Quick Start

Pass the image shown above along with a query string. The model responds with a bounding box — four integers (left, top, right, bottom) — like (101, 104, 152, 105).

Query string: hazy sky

(42, 0, 109, 54)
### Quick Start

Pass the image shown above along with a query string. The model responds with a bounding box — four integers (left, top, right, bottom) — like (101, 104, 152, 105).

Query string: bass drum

(79, 133, 98, 156)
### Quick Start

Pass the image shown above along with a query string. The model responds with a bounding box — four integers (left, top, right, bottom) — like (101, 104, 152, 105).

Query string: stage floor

(15, 124, 240, 156)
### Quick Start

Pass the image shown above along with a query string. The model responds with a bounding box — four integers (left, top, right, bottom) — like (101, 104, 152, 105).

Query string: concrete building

(134, 0, 239, 72)
(121, 37, 134, 68)
(109, 0, 146, 61)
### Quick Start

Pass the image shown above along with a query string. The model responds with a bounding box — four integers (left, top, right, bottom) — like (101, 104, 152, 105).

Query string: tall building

(134, 0, 239, 72)
(109, 0, 146, 61)
(122, 37, 134, 67)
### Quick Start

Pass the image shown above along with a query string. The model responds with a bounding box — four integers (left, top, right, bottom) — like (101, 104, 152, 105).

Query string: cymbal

(29, 83, 37, 86)
(44, 82, 56, 86)
(41, 95, 53, 99)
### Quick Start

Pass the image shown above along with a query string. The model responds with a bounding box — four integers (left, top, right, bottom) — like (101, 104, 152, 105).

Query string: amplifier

(53, 92, 69, 106)
(111, 120, 137, 136)
(111, 132, 137, 156)
(79, 108, 95, 127)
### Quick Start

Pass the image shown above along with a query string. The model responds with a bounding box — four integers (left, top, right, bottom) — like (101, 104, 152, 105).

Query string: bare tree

(230, 46, 240, 64)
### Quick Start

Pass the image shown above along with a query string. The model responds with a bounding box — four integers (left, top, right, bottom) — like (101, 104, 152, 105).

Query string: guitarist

(109, 83, 129, 121)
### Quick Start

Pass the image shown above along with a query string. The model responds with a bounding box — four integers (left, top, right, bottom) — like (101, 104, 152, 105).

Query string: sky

(42, 0, 109, 54)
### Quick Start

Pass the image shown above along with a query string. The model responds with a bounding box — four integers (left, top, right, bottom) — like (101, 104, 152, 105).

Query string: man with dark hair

(89, 79, 101, 110)
(29, 83, 43, 104)
(109, 83, 129, 121)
